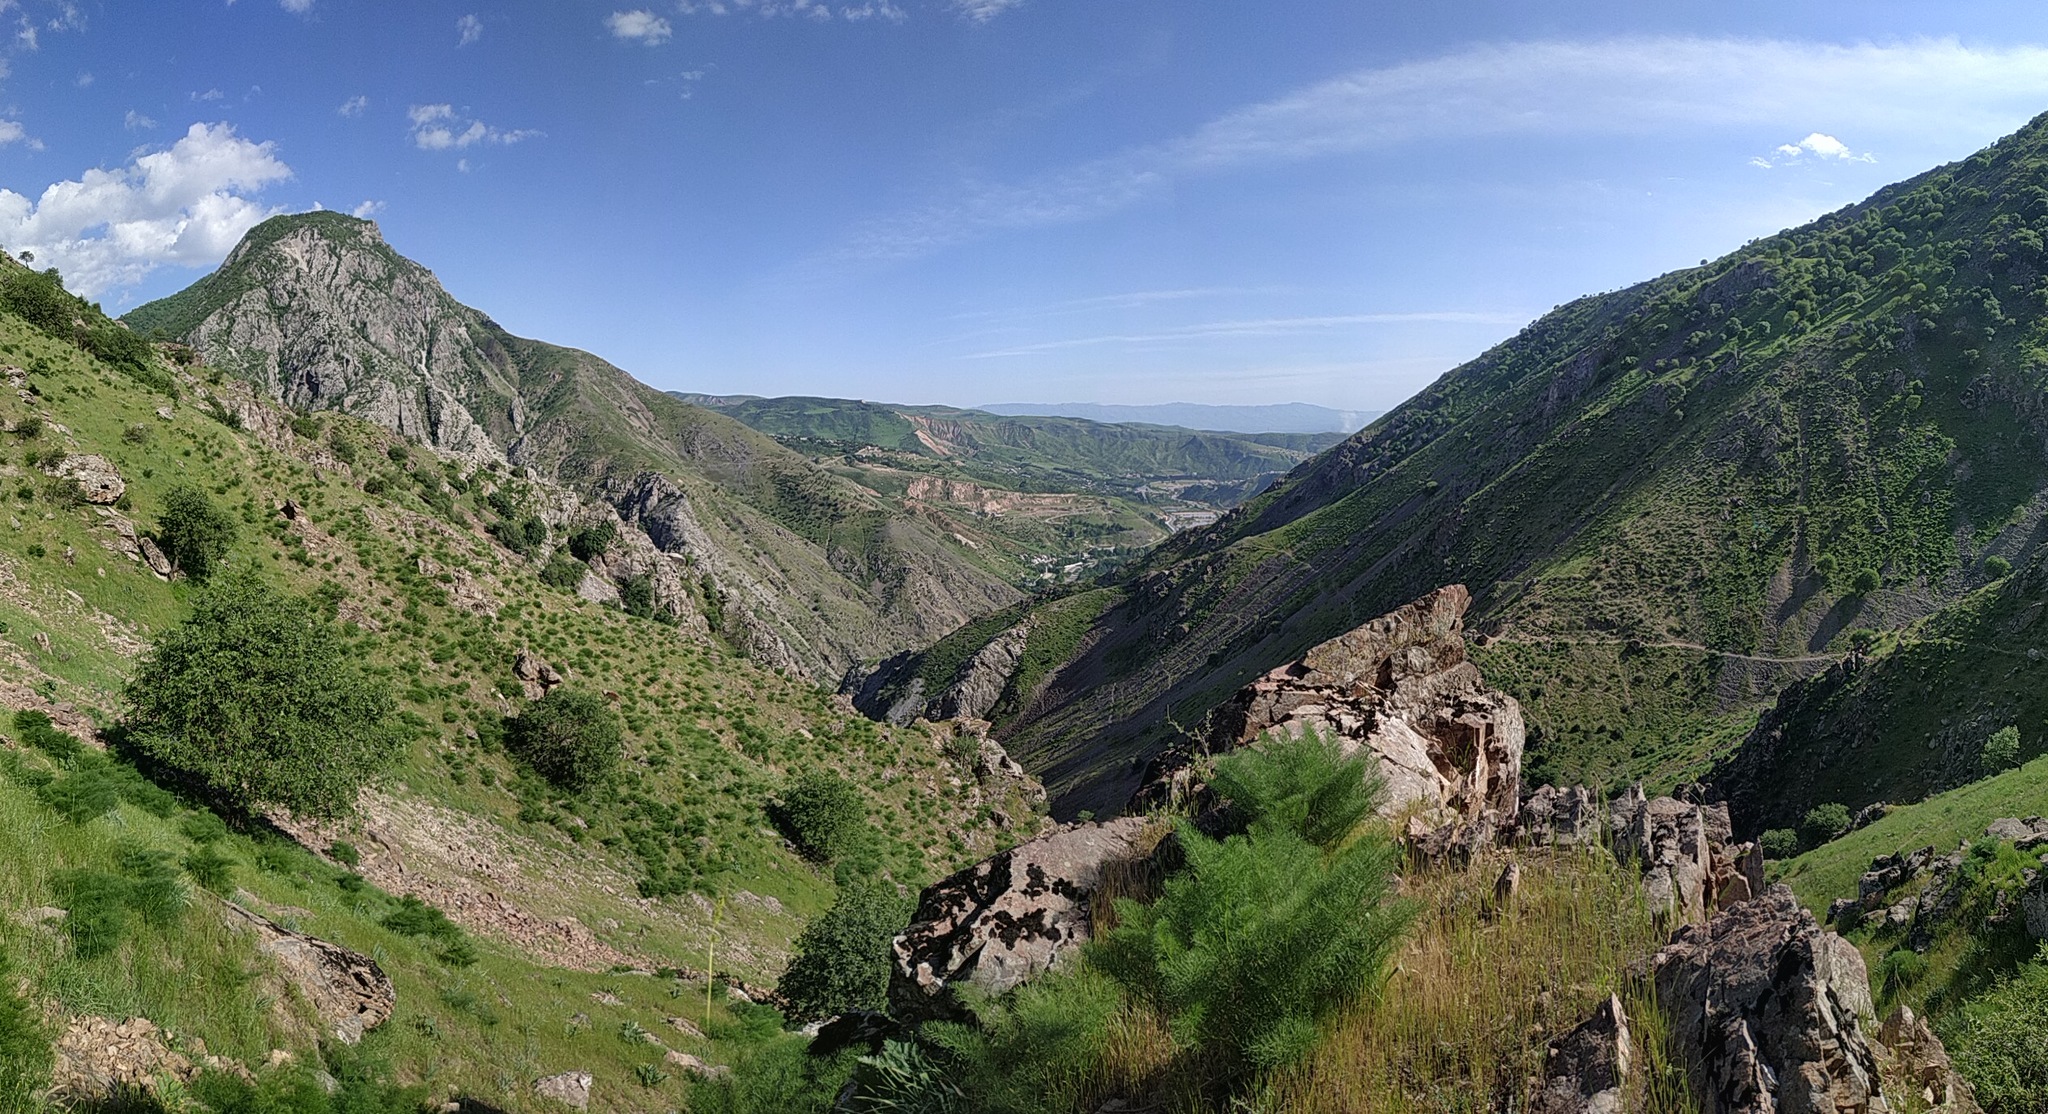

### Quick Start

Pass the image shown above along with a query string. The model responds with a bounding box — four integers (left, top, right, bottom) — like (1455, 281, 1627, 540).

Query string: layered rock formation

(220, 898, 395, 1044)
(1610, 786, 1765, 924)
(1532, 994, 1632, 1114)
(1653, 886, 1887, 1114)
(890, 817, 1146, 1022)
(1204, 585, 1524, 828)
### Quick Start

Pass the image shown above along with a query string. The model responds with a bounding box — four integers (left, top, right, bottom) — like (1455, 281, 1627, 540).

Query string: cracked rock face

(890, 817, 1146, 1022)
(44, 453, 124, 505)
(1653, 885, 1889, 1114)
(1611, 786, 1765, 924)
(221, 899, 395, 1044)
(1206, 585, 1524, 827)
(1533, 994, 1632, 1114)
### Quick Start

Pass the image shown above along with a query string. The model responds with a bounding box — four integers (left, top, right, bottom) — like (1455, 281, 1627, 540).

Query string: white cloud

(950, 0, 1021, 20)
(606, 10, 671, 43)
(0, 121, 25, 146)
(350, 199, 385, 219)
(675, 0, 875, 21)
(192, 88, 223, 102)
(123, 109, 156, 131)
(407, 103, 540, 151)
(73, 71, 90, 87)
(842, 2, 906, 20)
(456, 13, 482, 46)
(832, 37, 2048, 263)
(456, 158, 470, 173)
(1765, 131, 1874, 164)
(0, 122, 293, 296)
(279, 0, 312, 12)
(337, 94, 368, 117)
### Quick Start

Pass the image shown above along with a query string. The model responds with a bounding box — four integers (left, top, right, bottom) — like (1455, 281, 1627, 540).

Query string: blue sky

(8, 2, 2048, 412)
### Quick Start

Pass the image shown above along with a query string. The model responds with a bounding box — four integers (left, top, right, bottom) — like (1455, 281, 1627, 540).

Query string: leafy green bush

(1985, 554, 2013, 579)
(155, 483, 238, 580)
(1945, 953, 2048, 1114)
(380, 894, 476, 966)
(0, 948, 51, 1114)
(620, 575, 656, 620)
(0, 267, 76, 337)
(1759, 828, 1800, 859)
(1850, 568, 1882, 594)
(124, 571, 406, 818)
(539, 552, 584, 590)
(1801, 801, 1853, 847)
(568, 522, 616, 561)
(777, 880, 911, 1022)
(1983, 726, 2023, 774)
(1094, 732, 1415, 1082)
(771, 771, 866, 864)
(488, 516, 547, 558)
(11, 709, 78, 760)
(506, 688, 622, 792)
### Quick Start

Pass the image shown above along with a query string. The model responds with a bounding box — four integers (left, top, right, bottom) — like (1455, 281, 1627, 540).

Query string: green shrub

(1760, 828, 1800, 859)
(1801, 801, 1853, 846)
(0, 948, 51, 1114)
(567, 522, 617, 561)
(506, 689, 622, 792)
(920, 967, 1125, 1114)
(288, 413, 321, 441)
(53, 849, 185, 960)
(1945, 953, 2048, 1114)
(1094, 732, 1415, 1083)
(1983, 726, 2023, 774)
(777, 880, 912, 1022)
(489, 516, 547, 558)
(183, 844, 236, 894)
(123, 571, 406, 819)
(0, 267, 76, 337)
(539, 552, 584, 591)
(771, 771, 866, 864)
(37, 761, 123, 823)
(11, 709, 78, 760)
(381, 895, 460, 942)
(1985, 554, 2013, 579)
(155, 483, 238, 580)
(1850, 567, 1882, 594)
(328, 841, 361, 868)
(1876, 949, 1928, 995)
(178, 810, 229, 844)
(620, 575, 655, 619)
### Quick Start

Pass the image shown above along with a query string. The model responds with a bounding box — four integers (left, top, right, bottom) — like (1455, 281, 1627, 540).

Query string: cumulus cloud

(279, 0, 312, 13)
(0, 121, 26, 146)
(407, 103, 541, 151)
(832, 36, 2048, 263)
(338, 94, 367, 117)
(456, 13, 482, 46)
(0, 122, 293, 296)
(351, 199, 385, 219)
(123, 109, 156, 131)
(606, 10, 672, 43)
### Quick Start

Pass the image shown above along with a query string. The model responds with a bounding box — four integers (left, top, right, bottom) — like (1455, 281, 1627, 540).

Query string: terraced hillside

(0, 258, 1035, 1108)
(893, 110, 2048, 820)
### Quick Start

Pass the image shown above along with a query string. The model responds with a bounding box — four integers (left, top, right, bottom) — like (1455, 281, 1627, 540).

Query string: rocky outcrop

(49, 1016, 251, 1106)
(1653, 886, 1889, 1114)
(2026, 866, 2048, 940)
(1983, 815, 2048, 850)
(1876, 1006, 1978, 1111)
(219, 899, 395, 1044)
(1519, 784, 1604, 847)
(1205, 585, 1523, 828)
(1611, 786, 1765, 924)
(533, 1071, 593, 1110)
(1532, 994, 1631, 1114)
(844, 620, 1030, 727)
(931, 626, 1028, 723)
(513, 649, 564, 700)
(891, 817, 1146, 1022)
(42, 453, 124, 504)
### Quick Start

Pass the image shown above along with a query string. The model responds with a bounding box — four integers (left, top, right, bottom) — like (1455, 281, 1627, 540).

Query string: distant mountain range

(977, 401, 1380, 434)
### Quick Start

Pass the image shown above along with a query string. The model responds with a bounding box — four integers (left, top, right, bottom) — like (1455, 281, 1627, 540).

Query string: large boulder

(1531, 994, 1631, 1114)
(1652, 885, 1889, 1114)
(1206, 585, 1523, 828)
(43, 453, 124, 505)
(890, 817, 1146, 1022)
(1519, 784, 1604, 847)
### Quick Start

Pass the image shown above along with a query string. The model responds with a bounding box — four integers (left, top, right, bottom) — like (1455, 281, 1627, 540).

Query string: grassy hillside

(913, 109, 2048, 820)
(0, 264, 1036, 1109)
(124, 213, 1030, 684)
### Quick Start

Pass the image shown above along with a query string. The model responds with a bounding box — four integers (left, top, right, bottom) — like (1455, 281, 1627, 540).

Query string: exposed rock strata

(218, 898, 395, 1044)
(890, 817, 1146, 1022)
(1653, 885, 1888, 1114)
(1531, 994, 1631, 1114)
(1204, 585, 1524, 827)
(1611, 785, 1765, 923)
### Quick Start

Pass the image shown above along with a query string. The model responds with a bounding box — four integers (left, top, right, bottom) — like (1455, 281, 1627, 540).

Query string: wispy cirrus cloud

(456, 13, 483, 46)
(832, 37, 2048, 264)
(964, 313, 1532, 358)
(950, 0, 1023, 21)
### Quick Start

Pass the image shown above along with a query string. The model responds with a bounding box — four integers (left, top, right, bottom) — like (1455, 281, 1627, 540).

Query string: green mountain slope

(919, 110, 2048, 819)
(124, 213, 1023, 682)
(0, 265, 1034, 1107)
